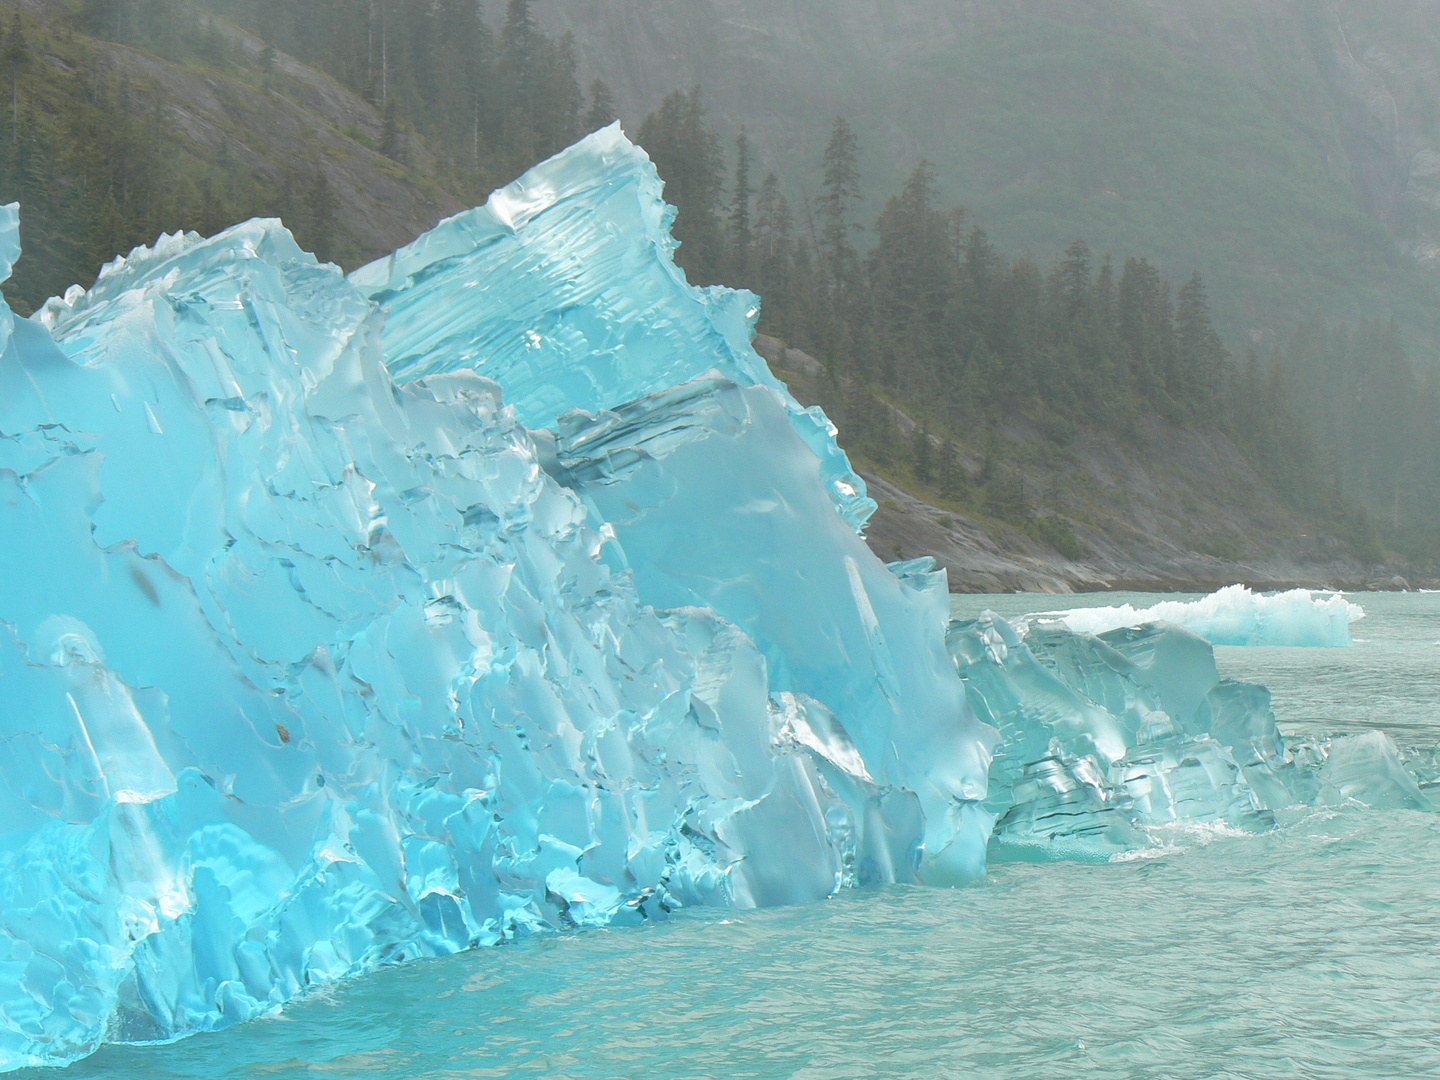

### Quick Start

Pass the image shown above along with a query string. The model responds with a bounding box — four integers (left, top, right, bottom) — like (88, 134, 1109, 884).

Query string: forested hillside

(0, 0, 1435, 580)
(500, 0, 1440, 357)
(0, 0, 604, 312)
(631, 91, 1436, 564)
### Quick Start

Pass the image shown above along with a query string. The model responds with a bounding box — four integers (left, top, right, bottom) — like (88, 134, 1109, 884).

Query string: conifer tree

(727, 128, 753, 284)
(306, 169, 337, 263)
(914, 425, 933, 483)
(638, 87, 724, 283)
(3, 16, 27, 143)
(1058, 240, 1091, 322)
(585, 79, 617, 131)
(379, 100, 403, 160)
(1175, 271, 1227, 416)
(817, 116, 861, 289)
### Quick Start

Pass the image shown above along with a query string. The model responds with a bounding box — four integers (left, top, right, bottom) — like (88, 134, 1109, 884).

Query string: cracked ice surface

(0, 128, 985, 1069)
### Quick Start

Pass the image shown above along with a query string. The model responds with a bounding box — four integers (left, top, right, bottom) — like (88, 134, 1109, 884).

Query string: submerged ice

(0, 128, 1422, 1070)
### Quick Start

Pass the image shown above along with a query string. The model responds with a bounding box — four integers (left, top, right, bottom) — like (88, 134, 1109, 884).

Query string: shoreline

(859, 472, 1436, 596)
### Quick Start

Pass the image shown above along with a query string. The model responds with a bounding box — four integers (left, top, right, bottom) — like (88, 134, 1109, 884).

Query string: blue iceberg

(948, 609, 1435, 863)
(0, 129, 987, 1068)
(948, 614, 1317, 861)
(0, 128, 1418, 1070)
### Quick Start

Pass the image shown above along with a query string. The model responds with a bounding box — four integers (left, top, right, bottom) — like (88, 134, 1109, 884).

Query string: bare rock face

(753, 334, 824, 377)
(1324, 8, 1440, 271)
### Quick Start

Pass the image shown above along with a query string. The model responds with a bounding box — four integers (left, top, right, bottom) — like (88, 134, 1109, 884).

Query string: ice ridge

(1028, 585, 1364, 647)
(349, 123, 876, 534)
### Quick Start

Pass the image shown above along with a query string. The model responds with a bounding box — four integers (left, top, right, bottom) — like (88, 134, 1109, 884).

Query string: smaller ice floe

(948, 613, 1433, 864)
(1028, 584, 1363, 647)
(949, 614, 1318, 863)
(1316, 731, 1434, 811)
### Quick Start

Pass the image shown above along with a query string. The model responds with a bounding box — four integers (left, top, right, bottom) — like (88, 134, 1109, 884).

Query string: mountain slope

(0, 0, 463, 312)
(759, 336, 1429, 592)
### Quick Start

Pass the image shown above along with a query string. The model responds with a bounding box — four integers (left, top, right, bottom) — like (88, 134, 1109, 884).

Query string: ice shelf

(0, 129, 1423, 1070)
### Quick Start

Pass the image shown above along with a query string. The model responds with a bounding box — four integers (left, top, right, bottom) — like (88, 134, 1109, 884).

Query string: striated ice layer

(1030, 585, 1364, 647)
(349, 124, 876, 534)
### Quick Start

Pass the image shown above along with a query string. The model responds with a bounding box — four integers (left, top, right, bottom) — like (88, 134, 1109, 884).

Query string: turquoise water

(33, 593, 1440, 1080)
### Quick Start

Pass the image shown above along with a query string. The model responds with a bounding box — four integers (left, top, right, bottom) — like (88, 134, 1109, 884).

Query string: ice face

(544, 385, 996, 885)
(0, 128, 986, 1069)
(1030, 585, 1364, 647)
(349, 123, 876, 534)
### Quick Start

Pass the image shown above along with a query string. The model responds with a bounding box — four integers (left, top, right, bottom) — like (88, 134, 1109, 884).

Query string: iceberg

(947, 609, 1438, 862)
(0, 126, 1420, 1070)
(0, 128, 988, 1069)
(1028, 585, 1364, 647)
(948, 614, 1317, 861)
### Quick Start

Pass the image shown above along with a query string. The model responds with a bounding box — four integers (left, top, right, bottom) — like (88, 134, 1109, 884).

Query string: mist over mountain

(500, 0, 1440, 354)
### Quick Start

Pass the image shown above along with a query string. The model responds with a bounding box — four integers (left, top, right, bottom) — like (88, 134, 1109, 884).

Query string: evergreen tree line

(186, 0, 616, 195)
(647, 92, 1236, 434)
(640, 90, 1437, 558)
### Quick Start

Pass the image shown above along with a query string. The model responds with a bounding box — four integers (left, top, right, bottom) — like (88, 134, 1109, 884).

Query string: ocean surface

(35, 592, 1440, 1080)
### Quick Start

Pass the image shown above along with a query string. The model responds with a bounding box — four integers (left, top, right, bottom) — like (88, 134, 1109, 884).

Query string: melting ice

(0, 128, 1419, 1070)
